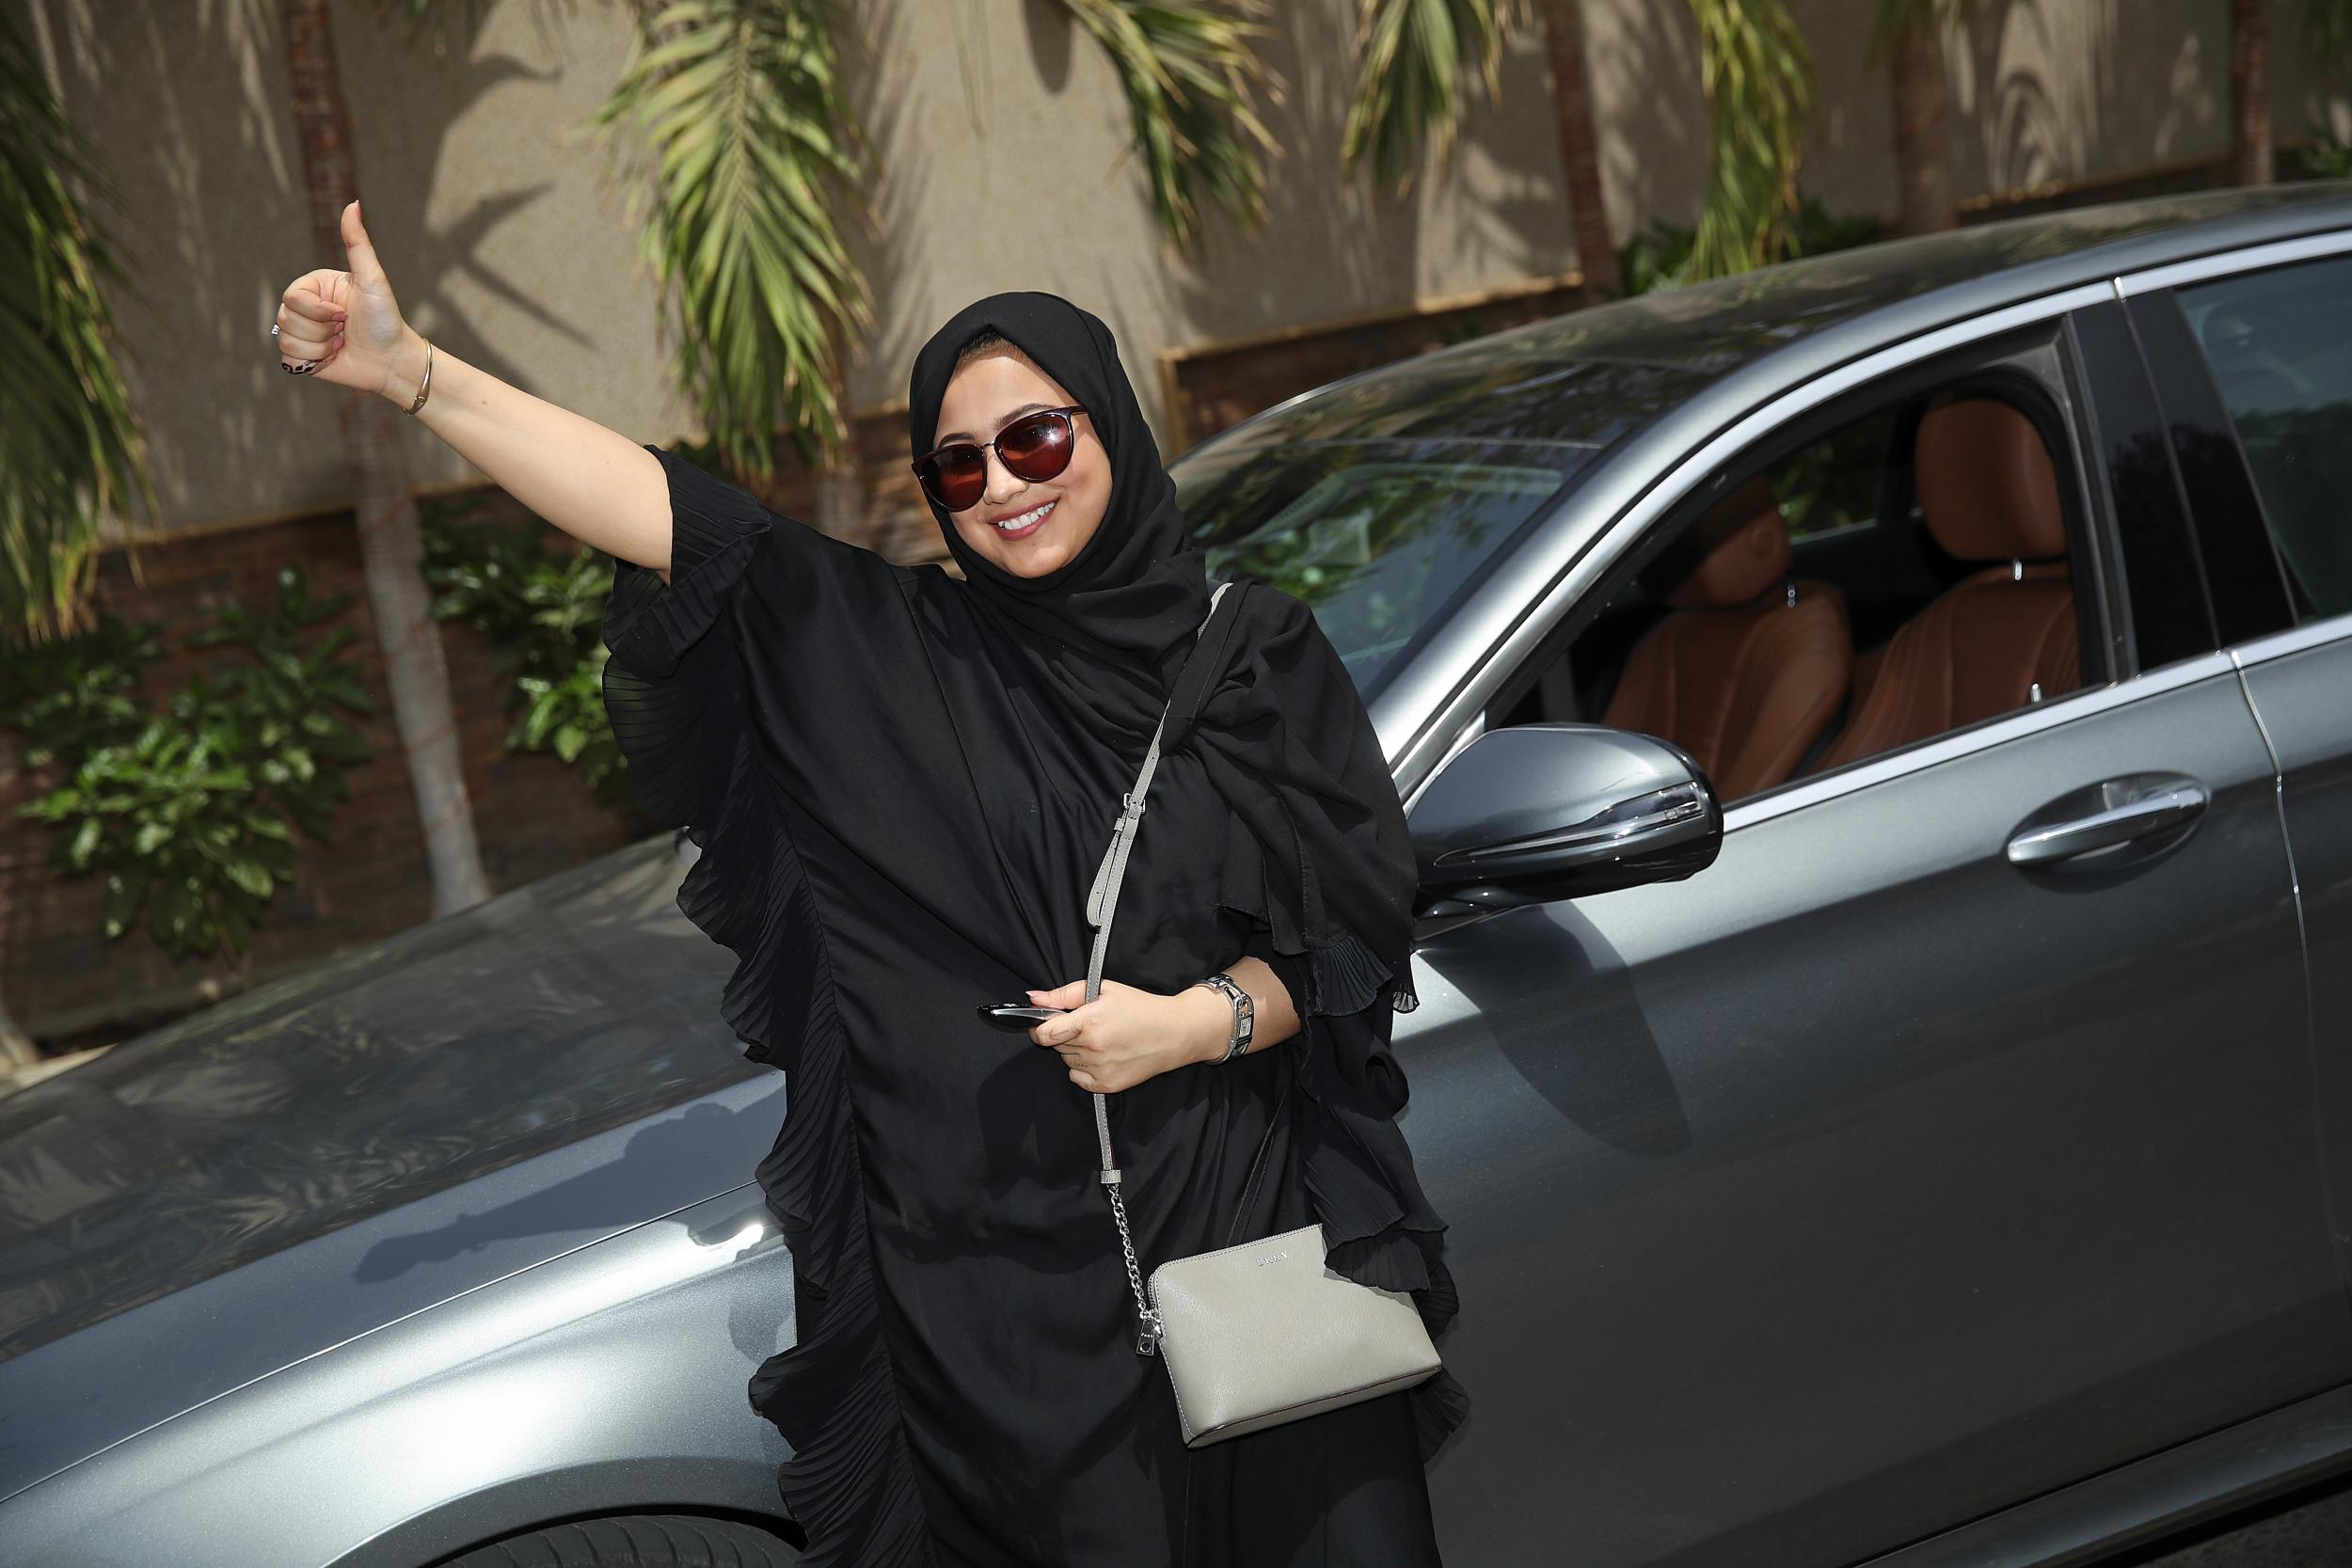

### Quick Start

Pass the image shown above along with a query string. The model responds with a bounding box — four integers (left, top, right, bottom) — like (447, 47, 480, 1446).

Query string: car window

(1171, 436, 1583, 692)
(2178, 255, 2352, 624)
(1766, 407, 1899, 545)
(1488, 375, 2095, 806)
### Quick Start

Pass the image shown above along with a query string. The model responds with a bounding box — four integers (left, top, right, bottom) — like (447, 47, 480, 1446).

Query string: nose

(980, 444, 1030, 507)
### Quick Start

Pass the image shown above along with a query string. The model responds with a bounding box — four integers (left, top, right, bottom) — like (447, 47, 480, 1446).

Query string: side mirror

(1406, 723, 1723, 914)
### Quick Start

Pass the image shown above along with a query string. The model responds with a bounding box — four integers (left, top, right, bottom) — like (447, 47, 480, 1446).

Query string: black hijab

(905, 290, 1421, 1020)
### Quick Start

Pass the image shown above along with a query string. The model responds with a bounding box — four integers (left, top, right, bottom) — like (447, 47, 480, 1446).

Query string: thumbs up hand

(275, 198, 421, 399)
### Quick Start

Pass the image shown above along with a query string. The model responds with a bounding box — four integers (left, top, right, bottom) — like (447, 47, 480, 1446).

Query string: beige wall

(26, 0, 2351, 539)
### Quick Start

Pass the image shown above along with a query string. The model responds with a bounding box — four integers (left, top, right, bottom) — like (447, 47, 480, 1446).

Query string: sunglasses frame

(912, 404, 1090, 512)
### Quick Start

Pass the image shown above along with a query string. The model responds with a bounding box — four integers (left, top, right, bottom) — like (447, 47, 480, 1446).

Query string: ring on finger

(272, 323, 324, 371)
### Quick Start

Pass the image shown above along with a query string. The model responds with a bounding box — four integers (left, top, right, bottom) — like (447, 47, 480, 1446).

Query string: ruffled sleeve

(1239, 919, 1471, 1464)
(599, 445, 939, 1565)
(599, 445, 779, 832)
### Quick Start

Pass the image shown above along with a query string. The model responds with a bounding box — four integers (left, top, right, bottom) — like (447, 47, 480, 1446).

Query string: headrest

(1915, 396, 2067, 562)
(1642, 473, 1791, 609)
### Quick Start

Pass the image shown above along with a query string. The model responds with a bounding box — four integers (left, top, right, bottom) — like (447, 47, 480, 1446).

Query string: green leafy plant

(1688, 0, 1816, 279)
(1614, 219, 1701, 295)
(181, 568, 375, 837)
(1340, 0, 1511, 194)
(419, 494, 624, 794)
(2287, 135, 2352, 179)
(0, 6, 160, 643)
(578, 0, 877, 484)
(1788, 196, 1883, 255)
(1062, 0, 1280, 249)
(1613, 196, 1879, 296)
(6, 568, 373, 962)
(0, 610, 160, 766)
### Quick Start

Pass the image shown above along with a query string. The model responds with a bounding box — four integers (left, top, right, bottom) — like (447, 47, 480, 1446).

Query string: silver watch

(1194, 971, 1254, 1062)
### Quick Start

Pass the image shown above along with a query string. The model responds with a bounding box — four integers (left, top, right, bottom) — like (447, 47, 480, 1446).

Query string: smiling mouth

(992, 499, 1056, 537)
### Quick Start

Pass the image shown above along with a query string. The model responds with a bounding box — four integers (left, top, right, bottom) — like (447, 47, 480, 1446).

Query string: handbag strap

(1086, 577, 1234, 1354)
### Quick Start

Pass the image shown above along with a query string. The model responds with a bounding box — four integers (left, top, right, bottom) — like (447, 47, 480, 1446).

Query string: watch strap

(1195, 971, 1254, 1062)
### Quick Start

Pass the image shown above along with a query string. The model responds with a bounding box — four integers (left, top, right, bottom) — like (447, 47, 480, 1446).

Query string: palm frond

(577, 0, 875, 483)
(0, 4, 157, 644)
(1689, 0, 1815, 280)
(1057, 0, 1282, 252)
(2308, 0, 2352, 76)
(1339, 0, 1514, 195)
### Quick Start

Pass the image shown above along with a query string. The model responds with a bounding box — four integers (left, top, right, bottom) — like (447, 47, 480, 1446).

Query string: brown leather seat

(1601, 475, 1852, 800)
(1804, 395, 2080, 775)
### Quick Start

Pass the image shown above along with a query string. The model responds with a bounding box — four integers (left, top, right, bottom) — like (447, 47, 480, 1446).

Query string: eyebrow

(937, 402, 1053, 446)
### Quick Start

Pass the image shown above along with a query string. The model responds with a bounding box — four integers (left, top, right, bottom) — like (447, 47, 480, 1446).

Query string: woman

(275, 199, 1468, 1566)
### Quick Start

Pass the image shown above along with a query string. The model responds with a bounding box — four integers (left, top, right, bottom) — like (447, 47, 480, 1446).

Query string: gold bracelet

(405, 339, 434, 416)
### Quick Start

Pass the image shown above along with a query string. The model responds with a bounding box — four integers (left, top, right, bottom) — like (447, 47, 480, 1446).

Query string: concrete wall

(23, 0, 2351, 540)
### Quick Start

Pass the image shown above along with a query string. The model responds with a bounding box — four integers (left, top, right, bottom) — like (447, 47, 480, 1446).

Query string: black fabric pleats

(599, 291, 1464, 1568)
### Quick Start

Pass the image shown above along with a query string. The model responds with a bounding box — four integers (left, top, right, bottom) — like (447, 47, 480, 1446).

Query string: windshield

(1173, 435, 1587, 692)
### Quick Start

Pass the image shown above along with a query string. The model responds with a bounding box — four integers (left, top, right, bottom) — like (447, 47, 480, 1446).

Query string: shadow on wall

(24, 0, 597, 531)
(1595, 0, 1706, 258)
(1952, 0, 2226, 198)
(1158, 0, 1597, 341)
(837, 0, 925, 419)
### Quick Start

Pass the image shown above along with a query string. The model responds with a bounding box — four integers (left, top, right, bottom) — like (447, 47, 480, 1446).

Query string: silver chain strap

(1086, 580, 1231, 1357)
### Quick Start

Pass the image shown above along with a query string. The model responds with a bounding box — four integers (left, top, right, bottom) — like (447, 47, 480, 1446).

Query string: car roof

(1197, 182, 2352, 466)
(1486, 182, 2352, 372)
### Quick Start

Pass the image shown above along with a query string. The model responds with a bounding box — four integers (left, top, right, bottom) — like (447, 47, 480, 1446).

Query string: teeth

(995, 499, 1054, 531)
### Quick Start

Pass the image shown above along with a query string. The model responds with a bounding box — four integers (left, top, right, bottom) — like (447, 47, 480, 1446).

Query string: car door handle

(2004, 775, 2210, 866)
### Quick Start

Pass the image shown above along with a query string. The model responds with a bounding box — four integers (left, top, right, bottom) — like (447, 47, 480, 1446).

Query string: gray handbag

(1082, 579, 1444, 1449)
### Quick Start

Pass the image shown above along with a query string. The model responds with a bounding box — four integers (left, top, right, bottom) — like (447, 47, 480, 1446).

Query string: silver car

(7, 182, 2351, 1568)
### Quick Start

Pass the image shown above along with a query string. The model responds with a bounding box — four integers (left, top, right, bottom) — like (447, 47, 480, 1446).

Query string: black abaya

(600, 303, 1464, 1568)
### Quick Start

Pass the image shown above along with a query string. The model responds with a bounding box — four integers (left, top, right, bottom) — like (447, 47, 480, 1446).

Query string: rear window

(2179, 255, 2352, 622)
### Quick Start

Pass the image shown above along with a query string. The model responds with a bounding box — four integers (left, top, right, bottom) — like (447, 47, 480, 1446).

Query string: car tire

(438, 1513, 800, 1567)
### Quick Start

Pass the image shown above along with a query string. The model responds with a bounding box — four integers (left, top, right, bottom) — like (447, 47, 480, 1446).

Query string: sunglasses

(912, 404, 1089, 513)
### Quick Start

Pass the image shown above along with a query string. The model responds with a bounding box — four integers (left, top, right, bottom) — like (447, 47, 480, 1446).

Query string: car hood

(0, 835, 762, 1373)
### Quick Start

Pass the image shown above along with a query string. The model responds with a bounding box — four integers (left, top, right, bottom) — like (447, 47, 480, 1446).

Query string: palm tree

(1340, 0, 1510, 191)
(284, 0, 490, 919)
(2233, 0, 2273, 184)
(1340, 0, 1814, 286)
(0, 6, 154, 646)
(580, 0, 877, 517)
(580, 0, 1278, 502)
(1875, 0, 1959, 233)
(1532, 0, 1622, 296)
(2224, 1, 2352, 188)
(0, 6, 159, 1069)
(1060, 0, 1281, 255)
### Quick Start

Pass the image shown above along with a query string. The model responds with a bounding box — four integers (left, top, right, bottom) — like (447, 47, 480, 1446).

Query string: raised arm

(274, 200, 674, 578)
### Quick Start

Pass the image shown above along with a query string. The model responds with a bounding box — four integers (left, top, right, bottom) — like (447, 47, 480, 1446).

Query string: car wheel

(437, 1513, 800, 1567)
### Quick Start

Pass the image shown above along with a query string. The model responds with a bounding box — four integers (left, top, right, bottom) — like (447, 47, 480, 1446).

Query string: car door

(2146, 240, 2352, 1299)
(1407, 310, 2344, 1568)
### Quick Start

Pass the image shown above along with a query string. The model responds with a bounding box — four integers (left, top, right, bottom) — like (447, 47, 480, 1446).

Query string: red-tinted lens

(915, 446, 987, 511)
(994, 409, 1074, 482)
